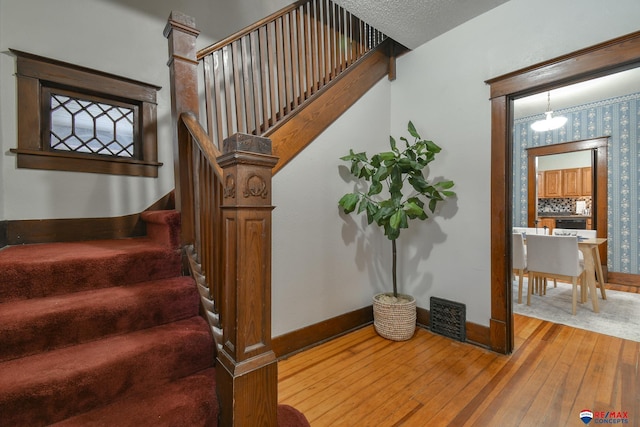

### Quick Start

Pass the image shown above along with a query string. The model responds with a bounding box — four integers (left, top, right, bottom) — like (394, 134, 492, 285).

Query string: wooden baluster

(217, 133, 279, 427)
(266, 22, 278, 126)
(275, 16, 287, 117)
(258, 26, 270, 133)
(232, 40, 245, 135)
(283, 13, 295, 111)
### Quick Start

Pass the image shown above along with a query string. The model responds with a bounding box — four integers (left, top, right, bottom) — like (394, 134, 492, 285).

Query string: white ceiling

(330, 0, 640, 120)
(335, 0, 510, 49)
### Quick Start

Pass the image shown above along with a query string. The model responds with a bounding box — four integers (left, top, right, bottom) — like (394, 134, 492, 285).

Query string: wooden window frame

(10, 49, 162, 177)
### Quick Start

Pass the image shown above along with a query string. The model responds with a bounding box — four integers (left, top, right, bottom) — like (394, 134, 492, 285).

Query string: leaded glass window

(48, 91, 137, 158)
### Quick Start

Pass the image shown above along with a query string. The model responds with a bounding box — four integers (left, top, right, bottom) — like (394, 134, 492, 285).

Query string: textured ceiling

(335, 0, 509, 49)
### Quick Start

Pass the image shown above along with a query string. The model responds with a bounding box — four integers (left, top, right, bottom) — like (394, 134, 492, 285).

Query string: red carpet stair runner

(0, 210, 308, 426)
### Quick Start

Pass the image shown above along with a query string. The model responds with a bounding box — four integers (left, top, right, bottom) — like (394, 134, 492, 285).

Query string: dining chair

(525, 234, 588, 315)
(512, 233, 527, 304)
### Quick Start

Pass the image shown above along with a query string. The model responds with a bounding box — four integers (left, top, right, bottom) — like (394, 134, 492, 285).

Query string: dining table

(577, 237, 607, 312)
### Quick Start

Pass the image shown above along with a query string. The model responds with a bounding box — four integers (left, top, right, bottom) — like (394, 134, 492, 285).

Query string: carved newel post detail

(217, 134, 279, 426)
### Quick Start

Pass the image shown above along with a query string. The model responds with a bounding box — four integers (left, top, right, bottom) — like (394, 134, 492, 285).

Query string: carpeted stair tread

(141, 210, 181, 249)
(51, 368, 219, 427)
(0, 316, 215, 426)
(0, 276, 200, 363)
(0, 238, 181, 303)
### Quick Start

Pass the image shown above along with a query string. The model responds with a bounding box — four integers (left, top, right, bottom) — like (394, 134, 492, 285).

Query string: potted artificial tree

(338, 121, 455, 341)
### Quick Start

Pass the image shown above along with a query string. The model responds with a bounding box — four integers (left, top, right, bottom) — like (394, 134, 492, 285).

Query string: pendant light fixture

(530, 91, 567, 132)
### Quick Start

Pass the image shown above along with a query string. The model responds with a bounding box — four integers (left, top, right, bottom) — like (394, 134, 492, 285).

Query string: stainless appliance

(555, 218, 587, 229)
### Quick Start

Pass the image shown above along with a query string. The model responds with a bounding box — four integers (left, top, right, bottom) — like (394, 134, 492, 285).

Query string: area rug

(512, 278, 640, 342)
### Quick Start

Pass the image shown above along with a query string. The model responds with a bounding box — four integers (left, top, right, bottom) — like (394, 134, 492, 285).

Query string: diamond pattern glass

(50, 94, 135, 158)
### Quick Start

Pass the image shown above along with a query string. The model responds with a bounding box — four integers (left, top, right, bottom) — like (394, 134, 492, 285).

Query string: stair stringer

(266, 40, 395, 175)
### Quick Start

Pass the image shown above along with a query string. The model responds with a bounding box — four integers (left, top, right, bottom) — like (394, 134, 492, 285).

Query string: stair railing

(197, 0, 386, 150)
(165, 2, 389, 424)
(166, 12, 280, 425)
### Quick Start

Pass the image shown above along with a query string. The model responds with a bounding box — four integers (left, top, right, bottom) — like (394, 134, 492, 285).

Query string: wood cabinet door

(562, 168, 581, 196)
(537, 172, 545, 198)
(581, 167, 592, 196)
(544, 170, 562, 197)
(540, 218, 555, 233)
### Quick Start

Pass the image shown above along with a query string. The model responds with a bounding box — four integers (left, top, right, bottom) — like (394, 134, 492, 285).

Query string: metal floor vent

(429, 297, 466, 342)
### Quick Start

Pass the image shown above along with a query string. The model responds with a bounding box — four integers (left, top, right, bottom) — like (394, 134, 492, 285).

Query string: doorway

(526, 138, 608, 266)
(485, 31, 640, 354)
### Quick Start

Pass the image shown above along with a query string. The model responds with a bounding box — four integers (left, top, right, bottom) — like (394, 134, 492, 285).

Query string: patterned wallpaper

(513, 92, 640, 274)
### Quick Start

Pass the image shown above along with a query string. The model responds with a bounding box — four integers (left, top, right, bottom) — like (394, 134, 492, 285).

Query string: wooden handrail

(179, 111, 223, 179)
(197, 0, 308, 58)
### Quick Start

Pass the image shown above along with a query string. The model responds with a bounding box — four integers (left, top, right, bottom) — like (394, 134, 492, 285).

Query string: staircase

(0, 210, 220, 426)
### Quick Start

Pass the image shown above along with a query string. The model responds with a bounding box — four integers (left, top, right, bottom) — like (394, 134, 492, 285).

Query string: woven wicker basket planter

(372, 293, 416, 341)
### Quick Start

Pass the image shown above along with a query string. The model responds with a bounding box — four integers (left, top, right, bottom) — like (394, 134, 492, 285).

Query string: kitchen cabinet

(562, 168, 582, 196)
(543, 170, 562, 197)
(537, 172, 545, 198)
(581, 167, 592, 196)
(539, 217, 555, 233)
(539, 167, 592, 198)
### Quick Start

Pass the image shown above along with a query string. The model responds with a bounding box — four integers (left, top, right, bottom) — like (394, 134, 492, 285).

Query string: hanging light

(530, 91, 567, 132)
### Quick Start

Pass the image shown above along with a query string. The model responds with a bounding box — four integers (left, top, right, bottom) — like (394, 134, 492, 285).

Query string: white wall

(538, 151, 591, 171)
(272, 80, 391, 336)
(389, 0, 640, 326)
(0, 0, 289, 220)
(3, 0, 639, 335)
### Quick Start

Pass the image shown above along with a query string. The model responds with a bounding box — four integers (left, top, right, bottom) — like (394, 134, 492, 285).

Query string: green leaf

(378, 152, 396, 161)
(357, 198, 369, 214)
(442, 190, 456, 197)
(404, 201, 424, 218)
(437, 180, 455, 189)
(389, 166, 403, 196)
(365, 202, 378, 224)
(425, 140, 441, 153)
(407, 121, 420, 139)
(338, 193, 360, 213)
(373, 205, 395, 225)
(369, 181, 383, 196)
(428, 198, 437, 213)
(384, 223, 400, 240)
(373, 165, 389, 183)
(389, 210, 402, 230)
(389, 136, 397, 152)
(408, 175, 430, 193)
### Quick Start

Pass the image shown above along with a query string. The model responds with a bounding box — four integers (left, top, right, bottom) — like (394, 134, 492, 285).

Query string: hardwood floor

(278, 315, 639, 426)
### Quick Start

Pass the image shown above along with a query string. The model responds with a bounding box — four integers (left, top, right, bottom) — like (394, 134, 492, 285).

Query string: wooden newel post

(217, 134, 279, 426)
(164, 11, 200, 245)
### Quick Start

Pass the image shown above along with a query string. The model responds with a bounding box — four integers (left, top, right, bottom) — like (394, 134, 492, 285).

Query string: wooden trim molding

(3, 192, 175, 246)
(273, 304, 491, 360)
(416, 307, 491, 349)
(272, 306, 373, 358)
(607, 272, 640, 287)
(0, 221, 7, 248)
(10, 49, 162, 177)
(486, 30, 640, 354)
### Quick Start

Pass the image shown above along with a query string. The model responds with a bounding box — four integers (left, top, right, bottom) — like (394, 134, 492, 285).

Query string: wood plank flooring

(278, 312, 640, 426)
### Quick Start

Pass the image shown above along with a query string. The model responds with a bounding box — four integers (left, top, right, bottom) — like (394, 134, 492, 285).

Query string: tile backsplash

(537, 197, 592, 214)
